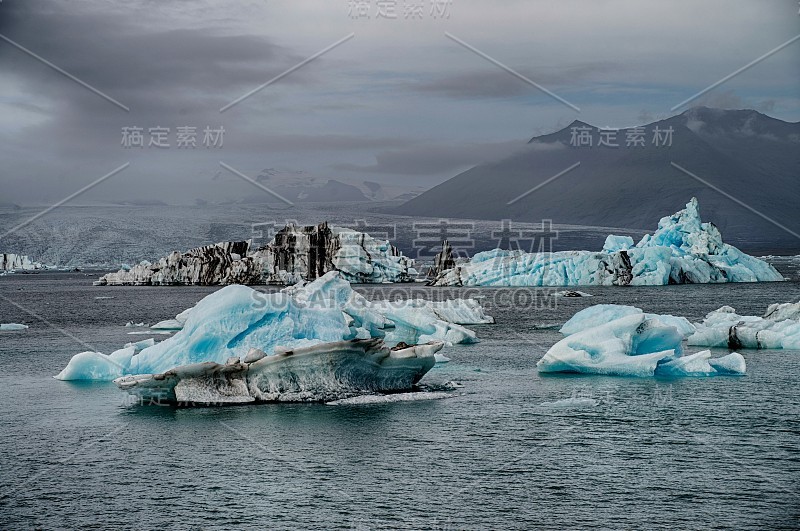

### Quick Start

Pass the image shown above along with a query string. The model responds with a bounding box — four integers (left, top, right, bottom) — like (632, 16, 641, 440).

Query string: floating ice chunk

(434, 353, 451, 363)
(127, 331, 172, 335)
(542, 308, 745, 378)
(125, 322, 146, 328)
(538, 314, 683, 377)
(688, 302, 800, 350)
(0, 323, 28, 331)
(114, 339, 442, 404)
(553, 290, 592, 297)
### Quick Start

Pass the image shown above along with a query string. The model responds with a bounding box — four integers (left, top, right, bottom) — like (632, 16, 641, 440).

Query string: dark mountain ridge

(395, 107, 800, 254)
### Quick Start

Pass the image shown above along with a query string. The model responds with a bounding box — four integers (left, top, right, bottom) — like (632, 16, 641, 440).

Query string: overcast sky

(1, 0, 798, 204)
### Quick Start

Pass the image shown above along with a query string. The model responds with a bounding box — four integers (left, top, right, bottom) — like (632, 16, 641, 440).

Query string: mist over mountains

(395, 107, 800, 254)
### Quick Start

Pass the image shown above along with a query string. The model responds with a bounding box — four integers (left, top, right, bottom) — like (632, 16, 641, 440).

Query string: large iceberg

(56, 272, 488, 396)
(114, 339, 441, 404)
(538, 305, 745, 377)
(95, 222, 418, 286)
(430, 198, 783, 286)
(688, 301, 800, 350)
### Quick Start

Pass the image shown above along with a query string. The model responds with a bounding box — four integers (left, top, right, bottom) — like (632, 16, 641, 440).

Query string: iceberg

(538, 307, 744, 377)
(114, 339, 442, 404)
(56, 272, 488, 393)
(430, 198, 783, 287)
(538, 313, 684, 377)
(688, 301, 800, 350)
(95, 222, 418, 286)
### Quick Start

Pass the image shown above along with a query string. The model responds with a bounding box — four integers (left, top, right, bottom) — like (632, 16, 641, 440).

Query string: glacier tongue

(430, 198, 783, 287)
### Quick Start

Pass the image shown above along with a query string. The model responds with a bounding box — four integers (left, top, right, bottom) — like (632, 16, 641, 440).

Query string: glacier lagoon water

(1, 269, 799, 529)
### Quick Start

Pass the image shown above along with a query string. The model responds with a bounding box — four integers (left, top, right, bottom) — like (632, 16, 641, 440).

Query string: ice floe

(0, 323, 29, 331)
(688, 301, 800, 350)
(538, 306, 744, 377)
(430, 198, 783, 287)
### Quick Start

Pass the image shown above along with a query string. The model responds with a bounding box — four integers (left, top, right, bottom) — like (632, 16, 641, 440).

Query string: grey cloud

(0, 8, 310, 114)
(331, 141, 532, 176)
(695, 89, 777, 113)
(413, 62, 623, 99)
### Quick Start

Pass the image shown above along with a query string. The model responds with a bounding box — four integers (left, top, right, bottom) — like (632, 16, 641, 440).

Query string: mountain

(395, 108, 800, 254)
(211, 168, 425, 204)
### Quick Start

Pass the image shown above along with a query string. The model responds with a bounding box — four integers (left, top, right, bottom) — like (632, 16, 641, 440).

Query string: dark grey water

(1, 271, 799, 529)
